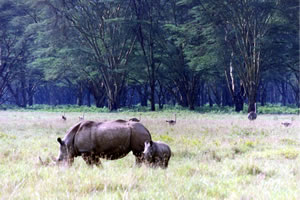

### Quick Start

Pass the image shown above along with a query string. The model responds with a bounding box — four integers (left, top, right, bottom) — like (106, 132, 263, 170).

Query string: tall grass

(0, 111, 299, 199)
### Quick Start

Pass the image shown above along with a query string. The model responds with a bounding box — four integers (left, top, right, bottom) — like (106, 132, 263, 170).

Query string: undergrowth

(0, 103, 299, 114)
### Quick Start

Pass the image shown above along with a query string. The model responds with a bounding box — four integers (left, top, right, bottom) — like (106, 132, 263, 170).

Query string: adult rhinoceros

(56, 120, 152, 166)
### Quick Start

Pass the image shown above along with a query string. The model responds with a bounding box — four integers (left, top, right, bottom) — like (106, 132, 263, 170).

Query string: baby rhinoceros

(143, 141, 171, 169)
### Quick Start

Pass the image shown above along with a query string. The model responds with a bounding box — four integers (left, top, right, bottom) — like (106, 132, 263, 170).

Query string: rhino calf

(143, 141, 171, 168)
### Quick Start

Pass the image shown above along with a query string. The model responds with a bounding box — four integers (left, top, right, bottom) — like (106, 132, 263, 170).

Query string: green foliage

(237, 164, 263, 176)
(0, 132, 16, 140)
(256, 104, 299, 114)
(1, 103, 299, 114)
(0, 0, 298, 111)
(279, 149, 299, 160)
(280, 138, 299, 146)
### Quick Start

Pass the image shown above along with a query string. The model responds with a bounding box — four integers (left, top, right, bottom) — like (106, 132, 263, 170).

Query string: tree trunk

(247, 85, 257, 113)
(224, 51, 245, 112)
(207, 86, 213, 107)
(221, 84, 232, 106)
(20, 71, 27, 108)
(90, 82, 106, 108)
(106, 79, 125, 111)
(87, 88, 91, 107)
(137, 84, 148, 107)
(149, 78, 155, 111)
(233, 93, 244, 112)
(28, 92, 33, 106)
(259, 83, 267, 106)
(186, 85, 196, 110)
(157, 80, 165, 110)
(77, 83, 83, 106)
(27, 81, 34, 106)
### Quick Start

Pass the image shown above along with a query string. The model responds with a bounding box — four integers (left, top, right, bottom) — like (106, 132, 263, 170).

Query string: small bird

(166, 113, 176, 125)
(129, 118, 140, 122)
(248, 103, 257, 121)
(62, 112, 67, 121)
(129, 114, 141, 122)
(79, 113, 85, 121)
(281, 122, 292, 127)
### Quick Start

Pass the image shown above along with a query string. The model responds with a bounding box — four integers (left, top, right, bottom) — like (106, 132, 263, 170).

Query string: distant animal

(129, 118, 140, 122)
(281, 122, 292, 127)
(143, 140, 171, 169)
(56, 120, 152, 167)
(281, 117, 295, 127)
(79, 113, 85, 121)
(129, 114, 141, 122)
(166, 113, 176, 125)
(248, 103, 257, 121)
(62, 112, 67, 121)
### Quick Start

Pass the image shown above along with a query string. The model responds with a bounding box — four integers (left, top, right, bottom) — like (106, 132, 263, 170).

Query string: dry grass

(0, 111, 300, 199)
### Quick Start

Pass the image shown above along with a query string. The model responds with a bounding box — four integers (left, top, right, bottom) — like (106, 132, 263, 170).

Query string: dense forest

(0, 0, 299, 112)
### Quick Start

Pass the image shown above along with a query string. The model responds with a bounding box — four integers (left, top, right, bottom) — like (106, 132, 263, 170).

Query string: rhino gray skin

(143, 140, 171, 168)
(56, 120, 152, 166)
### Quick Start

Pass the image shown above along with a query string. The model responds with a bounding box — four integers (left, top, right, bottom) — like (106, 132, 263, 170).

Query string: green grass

(0, 111, 300, 199)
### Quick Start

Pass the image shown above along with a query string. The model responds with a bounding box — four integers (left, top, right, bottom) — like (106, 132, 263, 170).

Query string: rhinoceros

(143, 141, 171, 168)
(56, 120, 152, 166)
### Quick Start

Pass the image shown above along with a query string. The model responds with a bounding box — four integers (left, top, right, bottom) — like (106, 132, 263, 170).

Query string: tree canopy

(0, 0, 298, 111)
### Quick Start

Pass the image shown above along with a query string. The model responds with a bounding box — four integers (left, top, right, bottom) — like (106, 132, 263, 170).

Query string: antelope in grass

(248, 103, 257, 121)
(166, 113, 176, 125)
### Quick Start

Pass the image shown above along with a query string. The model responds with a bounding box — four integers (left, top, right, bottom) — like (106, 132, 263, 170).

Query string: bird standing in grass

(281, 122, 292, 127)
(62, 112, 67, 121)
(248, 103, 257, 121)
(79, 113, 85, 121)
(166, 113, 176, 125)
(129, 114, 141, 122)
(281, 117, 294, 127)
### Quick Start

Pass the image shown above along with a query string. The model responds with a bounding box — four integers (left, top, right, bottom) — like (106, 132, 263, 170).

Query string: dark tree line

(0, 0, 299, 111)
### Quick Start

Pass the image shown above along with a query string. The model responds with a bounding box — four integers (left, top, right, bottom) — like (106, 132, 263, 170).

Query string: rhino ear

(57, 138, 64, 145)
(149, 140, 153, 146)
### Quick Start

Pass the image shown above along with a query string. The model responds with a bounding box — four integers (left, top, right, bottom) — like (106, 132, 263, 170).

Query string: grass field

(0, 111, 299, 199)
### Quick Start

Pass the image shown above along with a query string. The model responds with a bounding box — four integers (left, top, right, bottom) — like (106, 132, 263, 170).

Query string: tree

(161, 0, 224, 110)
(46, 0, 137, 111)
(0, 1, 32, 106)
(260, 0, 299, 106)
(132, 0, 168, 111)
(201, 0, 279, 112)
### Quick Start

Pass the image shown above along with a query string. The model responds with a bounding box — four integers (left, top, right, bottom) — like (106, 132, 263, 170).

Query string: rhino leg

(82, 153, 93, 165)
(133, 152, 144, 167)
(92, 154, 102, 167)
(82, 153, 102, 167)
(161, 156, 169, 169)
(162, 160, 168, 169)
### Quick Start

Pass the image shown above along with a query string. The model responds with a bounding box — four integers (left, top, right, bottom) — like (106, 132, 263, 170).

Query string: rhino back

(74, 121, 131, 158)
(154, 142, 171, 157)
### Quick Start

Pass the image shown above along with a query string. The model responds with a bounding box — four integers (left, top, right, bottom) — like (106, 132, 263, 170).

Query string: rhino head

(56, 137, 69, 164)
